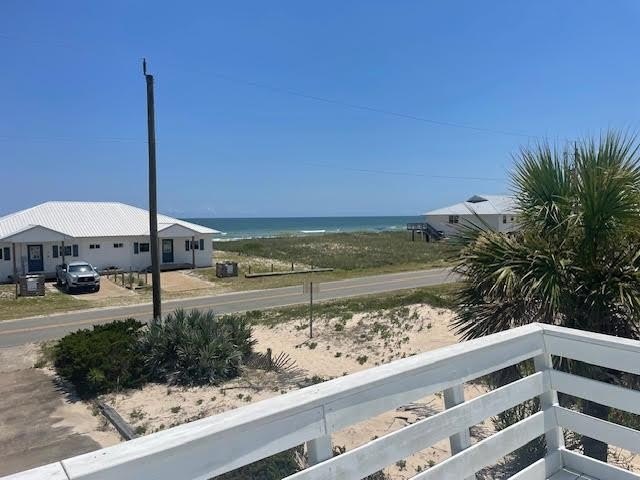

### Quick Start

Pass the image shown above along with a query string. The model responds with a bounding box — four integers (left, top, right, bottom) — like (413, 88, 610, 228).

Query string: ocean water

(183, 216, 421, 240)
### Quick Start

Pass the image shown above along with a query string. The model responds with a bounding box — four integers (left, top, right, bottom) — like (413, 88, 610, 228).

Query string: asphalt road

(0, 268, 456, 347)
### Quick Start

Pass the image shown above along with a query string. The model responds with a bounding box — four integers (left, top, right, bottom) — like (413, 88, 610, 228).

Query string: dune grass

(0, 233, 458, 321)
(196, 231, 459, 292)
(214, 231, 458, 272)
(240, 283, 460, 327)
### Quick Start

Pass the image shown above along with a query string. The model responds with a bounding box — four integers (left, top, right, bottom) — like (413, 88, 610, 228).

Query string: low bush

(53, 310, 255, 397)
(53, 319, 145, 398)
(140, 309, 255, 385)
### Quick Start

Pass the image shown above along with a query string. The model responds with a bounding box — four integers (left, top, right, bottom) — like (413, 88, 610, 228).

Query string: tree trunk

(581, 400, 609, 462)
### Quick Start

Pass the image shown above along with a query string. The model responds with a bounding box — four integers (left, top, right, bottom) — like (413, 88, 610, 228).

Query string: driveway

(0, 345, 119, 475)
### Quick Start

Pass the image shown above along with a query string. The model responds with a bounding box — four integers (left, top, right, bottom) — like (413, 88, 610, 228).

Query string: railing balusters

(306, 435, 332, 465)
(443, 384, 476, 480)
(24, 324, 640, 480)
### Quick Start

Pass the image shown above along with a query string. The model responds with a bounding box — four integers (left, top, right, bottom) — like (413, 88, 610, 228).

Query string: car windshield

(68, 264, 92, 273)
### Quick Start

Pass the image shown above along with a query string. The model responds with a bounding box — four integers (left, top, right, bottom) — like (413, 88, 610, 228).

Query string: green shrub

(53, 319, 145, 398)
(139, 309, 255, 386)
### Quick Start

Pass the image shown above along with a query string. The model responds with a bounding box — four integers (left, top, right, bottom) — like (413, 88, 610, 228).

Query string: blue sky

(2, 1, 640, 217)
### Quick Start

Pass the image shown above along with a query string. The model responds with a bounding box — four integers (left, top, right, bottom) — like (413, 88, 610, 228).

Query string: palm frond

(453, 130, 640, 342)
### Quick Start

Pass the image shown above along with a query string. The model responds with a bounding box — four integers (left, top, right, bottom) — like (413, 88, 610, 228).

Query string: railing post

(443, 384, 475, 480)
(534, 353, 565, 459)
(306, 435, 332, 465)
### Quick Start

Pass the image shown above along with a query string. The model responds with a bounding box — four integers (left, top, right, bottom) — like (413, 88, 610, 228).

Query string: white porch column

(191, 236, 195, 269)
(12, 243, 17, 299)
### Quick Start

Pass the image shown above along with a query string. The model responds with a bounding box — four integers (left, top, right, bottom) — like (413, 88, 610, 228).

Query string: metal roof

(424, 194, 517, 216)
(0, 201, 219, 240)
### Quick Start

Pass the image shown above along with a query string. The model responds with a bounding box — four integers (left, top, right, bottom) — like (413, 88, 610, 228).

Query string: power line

(0, 33, 590, 142)
(210, 72, 540, 139)
(0, 83, 540, 144)
(0, 33, 76, 48)
(0, 134, 144, 143)
(303, 162, 506, 182)
(0, 134, 508, 182)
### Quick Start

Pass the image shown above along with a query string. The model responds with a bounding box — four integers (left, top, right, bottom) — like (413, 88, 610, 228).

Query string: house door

(27, 245, 44, 272)
(162, 239, 174, 263)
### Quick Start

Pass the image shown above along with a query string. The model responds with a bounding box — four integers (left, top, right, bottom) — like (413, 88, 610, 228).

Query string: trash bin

(216, 262, 238, 278)
(19, 274, 45, 296)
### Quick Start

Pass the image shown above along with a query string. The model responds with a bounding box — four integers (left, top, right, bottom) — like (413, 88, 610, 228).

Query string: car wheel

(56, 277, 61, 287)
(64, 283, 71, 294)
(94, 285, 100, 292)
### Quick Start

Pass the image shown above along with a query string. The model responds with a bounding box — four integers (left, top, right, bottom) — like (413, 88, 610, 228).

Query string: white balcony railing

(6, 323, 640, 480)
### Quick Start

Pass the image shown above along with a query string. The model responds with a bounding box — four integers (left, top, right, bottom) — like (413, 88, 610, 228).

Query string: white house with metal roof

(0, 201, 219, 282)
(424, 194, 518, 237)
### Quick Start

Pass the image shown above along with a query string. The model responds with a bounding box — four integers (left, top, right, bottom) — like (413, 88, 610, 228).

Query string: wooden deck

(5, 324, 640, 480)
(406, 222, 444, 241)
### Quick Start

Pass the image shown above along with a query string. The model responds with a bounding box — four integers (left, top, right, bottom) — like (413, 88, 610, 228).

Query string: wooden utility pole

(143, 59, 161, 322)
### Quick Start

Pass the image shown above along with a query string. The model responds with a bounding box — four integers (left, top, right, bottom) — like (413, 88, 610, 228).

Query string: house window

(3, 247, 10, 261)
(511, 216, 515, 222)
(89, 244, 100, 249)
(134, 242, 139, 254)
(0, 248, 2, 260)
(448, 215, 459, 224)
(113, 243, 123, 248)
(52, 245, 59, 258)
(140, 243, 150, 252)
(64, 246, 72, 256)
(199, 239, 204, 250)
(193, 240, 199, 250)
(72, 245, 79, 257)
(185, 240, 190, 252)
(503, 215, 507, 224)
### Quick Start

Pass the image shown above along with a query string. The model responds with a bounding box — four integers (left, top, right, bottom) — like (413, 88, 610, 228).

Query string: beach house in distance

(0, 201, 218, 282)
(423, 194, 518, 238)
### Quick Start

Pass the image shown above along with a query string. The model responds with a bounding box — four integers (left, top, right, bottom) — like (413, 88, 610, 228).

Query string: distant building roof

(424, 194, 517, 216)
(0, 201, 219, 240)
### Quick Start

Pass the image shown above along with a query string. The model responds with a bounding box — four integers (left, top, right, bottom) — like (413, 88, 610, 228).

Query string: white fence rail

(6, 323, 640, 480)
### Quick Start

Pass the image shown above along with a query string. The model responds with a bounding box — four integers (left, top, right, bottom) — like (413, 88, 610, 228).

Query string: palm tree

(452, 131, 640, 462)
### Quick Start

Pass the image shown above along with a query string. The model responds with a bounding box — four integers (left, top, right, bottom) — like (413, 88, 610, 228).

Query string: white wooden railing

(6, 323, 640, 480)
